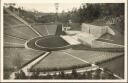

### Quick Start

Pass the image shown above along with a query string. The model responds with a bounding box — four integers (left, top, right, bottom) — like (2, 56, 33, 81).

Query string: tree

(19, 70, 26, 79)
(60, 71, 65, 78)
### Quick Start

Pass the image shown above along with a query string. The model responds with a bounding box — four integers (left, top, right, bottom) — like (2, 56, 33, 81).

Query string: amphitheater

(3, 8, 124, 79)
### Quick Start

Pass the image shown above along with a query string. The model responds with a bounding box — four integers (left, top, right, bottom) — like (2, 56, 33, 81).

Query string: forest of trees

(4, 3, 124, 33)
(58, 3, 124, 23)
(5, 3, 124, 23)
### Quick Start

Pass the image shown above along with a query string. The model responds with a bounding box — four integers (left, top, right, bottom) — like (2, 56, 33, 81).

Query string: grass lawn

(36, 36, 69, 48)
(26, 37, 44, 50)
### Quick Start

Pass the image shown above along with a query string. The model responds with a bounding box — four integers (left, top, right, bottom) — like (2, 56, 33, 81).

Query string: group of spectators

(15, 68, 117, 79)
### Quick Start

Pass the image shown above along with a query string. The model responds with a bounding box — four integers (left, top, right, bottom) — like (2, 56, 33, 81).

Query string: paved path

(4, 42, 25, 47)
(5, 34, 27, 41)
(4, 42, 25, 46)
(61, 35, 81, 45)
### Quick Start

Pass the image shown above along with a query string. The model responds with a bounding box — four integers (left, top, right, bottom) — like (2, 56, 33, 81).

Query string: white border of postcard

(0, 0, 127, 82)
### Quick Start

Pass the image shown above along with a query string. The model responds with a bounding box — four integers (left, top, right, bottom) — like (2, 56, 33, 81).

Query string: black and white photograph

(0, 0, 127, 82)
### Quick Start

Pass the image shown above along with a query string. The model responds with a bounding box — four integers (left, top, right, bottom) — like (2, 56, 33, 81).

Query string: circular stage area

(26, 35, 71, 51)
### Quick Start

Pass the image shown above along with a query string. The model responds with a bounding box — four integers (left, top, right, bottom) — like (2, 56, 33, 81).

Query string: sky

(14, 3, 82, 13)
(3, 0, 125, 13)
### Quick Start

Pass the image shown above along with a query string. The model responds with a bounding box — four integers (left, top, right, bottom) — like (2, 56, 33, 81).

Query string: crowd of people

(14, 68, 117, 79)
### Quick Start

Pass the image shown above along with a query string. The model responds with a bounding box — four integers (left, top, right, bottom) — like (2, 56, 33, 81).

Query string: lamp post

(54, 3, 59, 23)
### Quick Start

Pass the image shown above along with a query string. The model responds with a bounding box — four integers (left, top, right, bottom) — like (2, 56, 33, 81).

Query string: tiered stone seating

(32, 51, 88, 70)
(4, 35, 26, 44)
(65, 49, 123, 64)
(4, 48, 44, 69)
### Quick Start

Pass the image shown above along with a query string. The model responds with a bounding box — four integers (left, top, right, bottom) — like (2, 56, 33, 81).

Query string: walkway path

(61, 35, 81, 45)
(5, 34, 27, 41)
(4, 42, 25, 47)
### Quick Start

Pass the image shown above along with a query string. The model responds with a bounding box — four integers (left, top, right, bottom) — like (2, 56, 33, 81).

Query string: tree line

(4, 3, 124, 23)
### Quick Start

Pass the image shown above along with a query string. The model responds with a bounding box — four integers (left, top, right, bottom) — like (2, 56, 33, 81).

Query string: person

(19, 70, 26, 79)
(15, 72, 20, 79)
